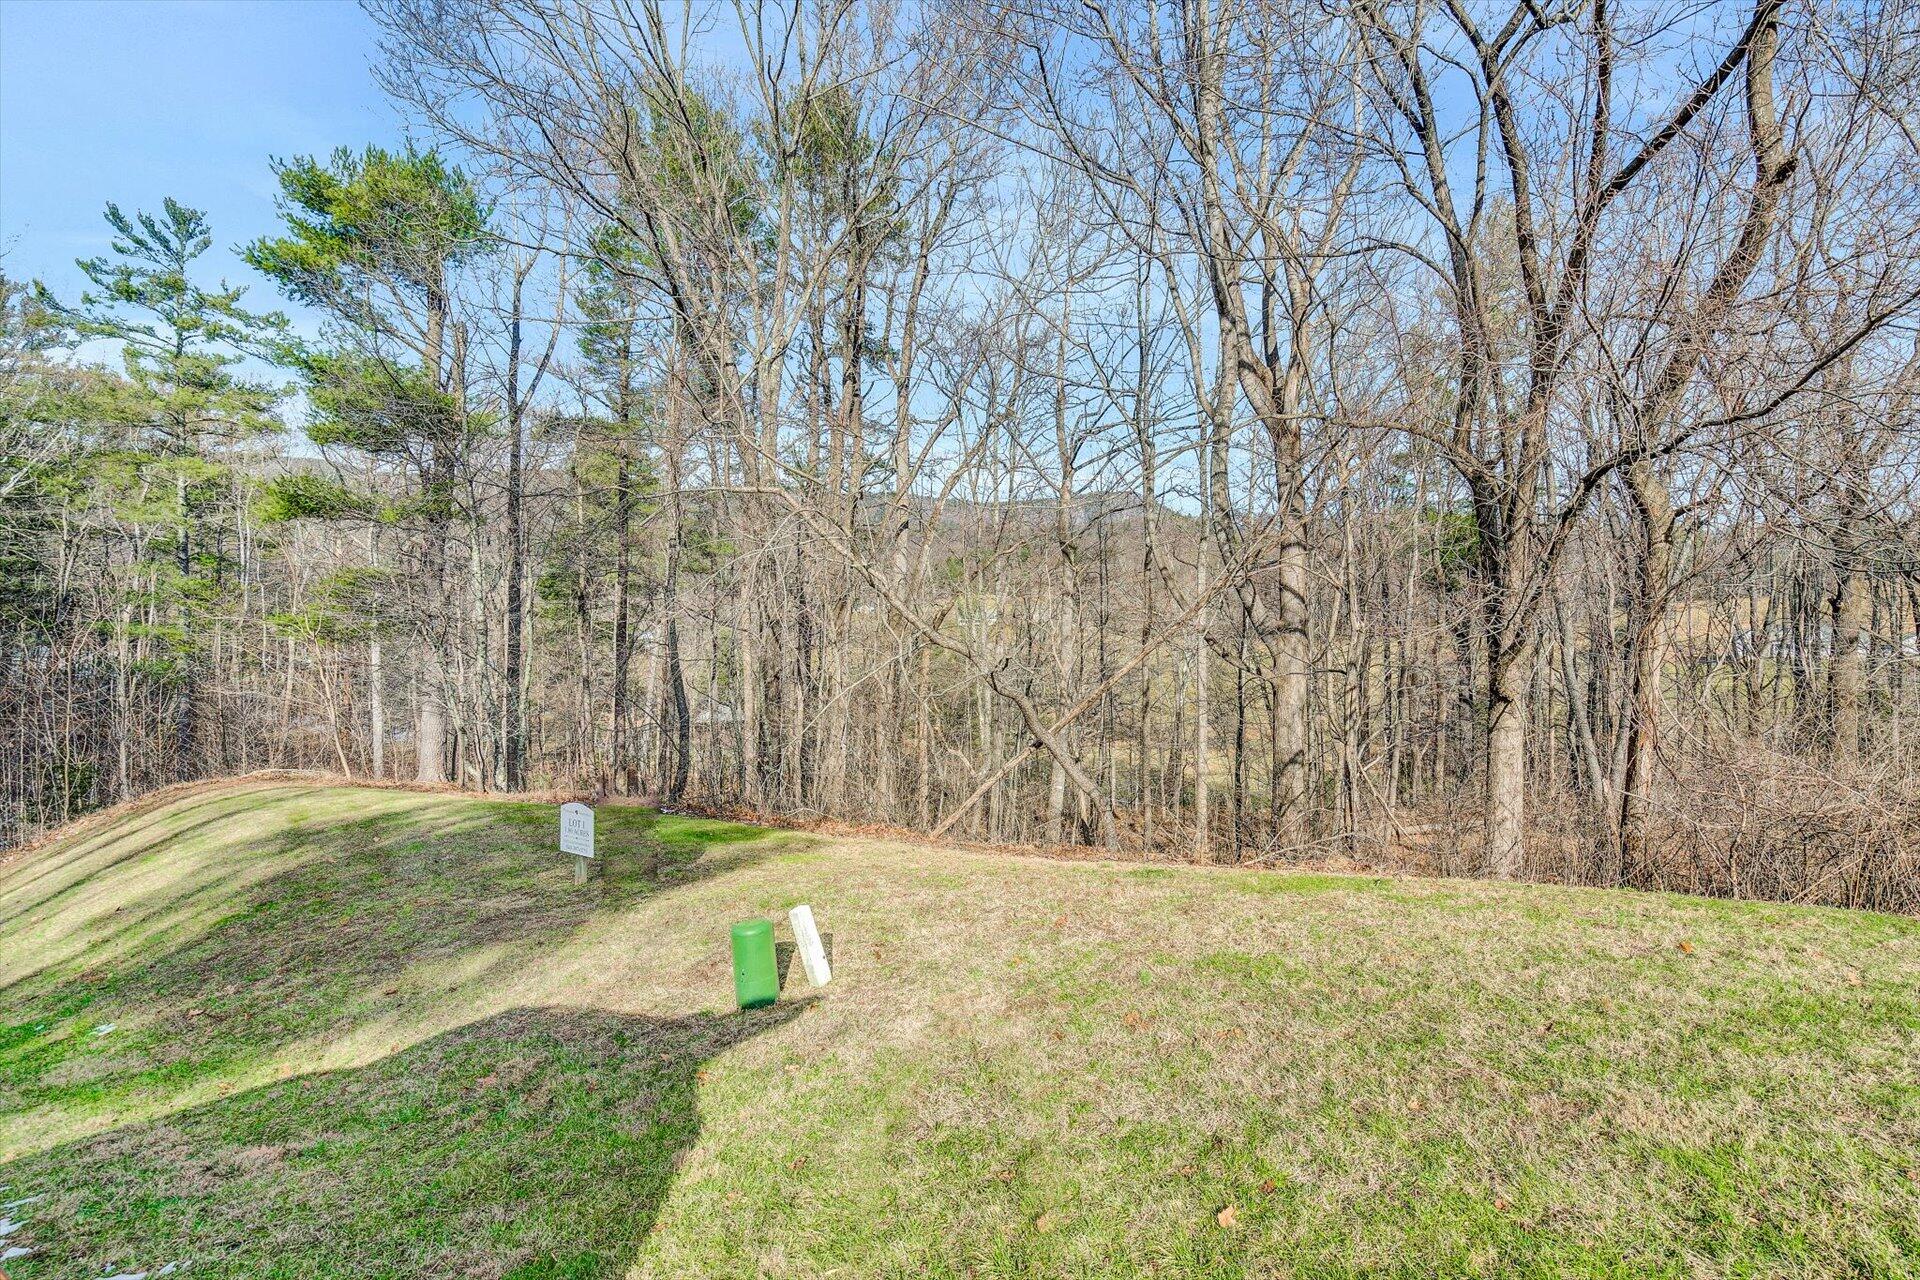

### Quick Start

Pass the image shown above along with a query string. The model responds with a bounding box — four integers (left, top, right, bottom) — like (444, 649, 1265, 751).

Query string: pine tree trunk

(414, 295, 451, 785)
(369, 635, 385, 780)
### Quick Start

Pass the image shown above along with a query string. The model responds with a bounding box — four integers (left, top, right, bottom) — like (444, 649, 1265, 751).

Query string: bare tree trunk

(1486, 638, 1532, 880)
(1271, 512, 1310, 848)
(662, 407, 692, 803)
(610, 436, 636, 794)
(1831, 524, 1869, 763)
(1193, 533, 1211, 862)
(369, 636, 386, 780)
(1618, 460, 1676, 882)
(1046, 759, 1067, 846)
(416, 684, 447, 786)
(502, 306, 528, 791)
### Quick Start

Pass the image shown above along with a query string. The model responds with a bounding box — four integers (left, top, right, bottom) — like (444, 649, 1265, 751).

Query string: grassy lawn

(1, 780, 1916, 1278)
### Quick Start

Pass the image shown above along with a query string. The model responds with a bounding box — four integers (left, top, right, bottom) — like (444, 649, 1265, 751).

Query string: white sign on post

(560, 802, 596, 859)
(788, 904, 831, 987)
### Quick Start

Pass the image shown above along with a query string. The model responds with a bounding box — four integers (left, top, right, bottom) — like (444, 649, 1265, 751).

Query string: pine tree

(38, 200, 284, 783)
(246, 146, 490, 784)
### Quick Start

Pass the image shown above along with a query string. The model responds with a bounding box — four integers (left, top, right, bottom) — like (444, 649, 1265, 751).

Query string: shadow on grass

(0, 796, 794, 1138)
(0, 786, 328, 940)
(2, 1002, 806, 1279)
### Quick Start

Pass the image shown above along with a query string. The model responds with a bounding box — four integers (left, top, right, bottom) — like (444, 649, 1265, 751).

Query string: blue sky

(1, 0, 403, 311)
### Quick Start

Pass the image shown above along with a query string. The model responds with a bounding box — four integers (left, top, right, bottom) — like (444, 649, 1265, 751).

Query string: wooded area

(3, 0, 1917, 911)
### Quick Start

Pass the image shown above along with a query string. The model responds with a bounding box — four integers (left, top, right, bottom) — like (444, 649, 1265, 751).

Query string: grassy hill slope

(1, 780, 1916, 1278)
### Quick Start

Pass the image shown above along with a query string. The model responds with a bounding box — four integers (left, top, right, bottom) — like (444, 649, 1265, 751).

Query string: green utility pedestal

(731, 919, 779, 1010)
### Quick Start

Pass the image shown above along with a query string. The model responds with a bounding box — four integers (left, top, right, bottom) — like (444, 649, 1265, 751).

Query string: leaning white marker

(788, 904, 831, 987)
(560, 801, 596, 884)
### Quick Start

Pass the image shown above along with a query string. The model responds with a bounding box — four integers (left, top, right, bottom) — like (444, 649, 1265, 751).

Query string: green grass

(2, 781, 1916, 1278)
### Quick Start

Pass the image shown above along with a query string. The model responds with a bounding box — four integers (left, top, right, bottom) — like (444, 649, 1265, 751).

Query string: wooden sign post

(560, 801, 597, 884)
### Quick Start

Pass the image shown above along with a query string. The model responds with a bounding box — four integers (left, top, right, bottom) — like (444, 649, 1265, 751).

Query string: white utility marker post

(560, 801, 597, 884)
(788, 904, 831, 987)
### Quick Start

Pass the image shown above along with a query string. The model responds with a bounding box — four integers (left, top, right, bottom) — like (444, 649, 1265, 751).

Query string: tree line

(3, 0, 1917, 910)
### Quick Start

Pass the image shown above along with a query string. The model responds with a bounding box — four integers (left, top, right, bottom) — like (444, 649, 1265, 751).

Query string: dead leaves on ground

(1024, 1180, 1273, 1240)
